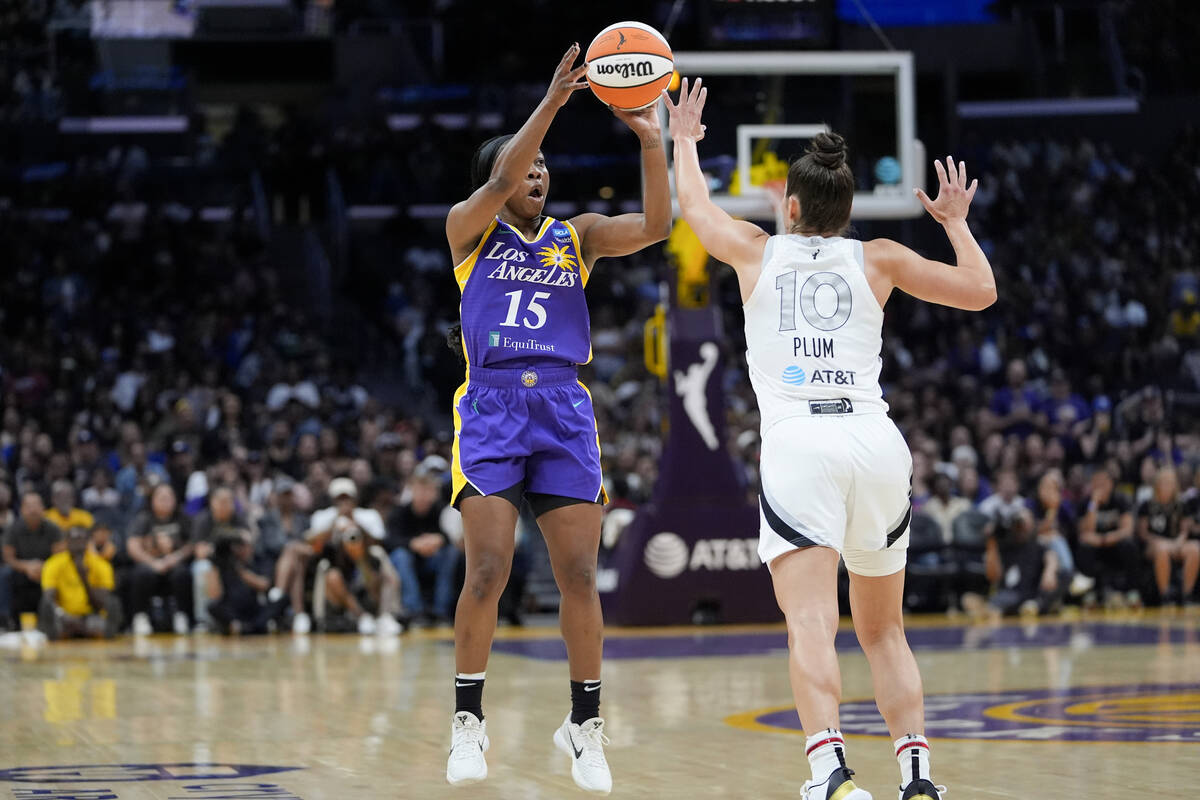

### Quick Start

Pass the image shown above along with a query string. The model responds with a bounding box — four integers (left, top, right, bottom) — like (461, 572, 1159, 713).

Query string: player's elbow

(646, 216, 672, 243)
(964, 283, 997, 311)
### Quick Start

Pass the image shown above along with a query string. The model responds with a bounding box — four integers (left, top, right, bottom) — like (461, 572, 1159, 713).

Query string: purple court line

(485, 621, 1200, 661)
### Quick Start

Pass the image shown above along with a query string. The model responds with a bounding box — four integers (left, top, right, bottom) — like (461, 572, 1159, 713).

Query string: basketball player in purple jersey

(665, 78, 996, 800)
(443, 43, 670, 793)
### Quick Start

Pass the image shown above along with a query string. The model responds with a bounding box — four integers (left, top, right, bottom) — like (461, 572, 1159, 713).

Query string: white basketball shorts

(757, 411, 913, 577)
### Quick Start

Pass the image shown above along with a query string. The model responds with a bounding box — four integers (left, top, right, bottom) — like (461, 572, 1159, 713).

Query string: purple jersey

(454, 216, 592, 368)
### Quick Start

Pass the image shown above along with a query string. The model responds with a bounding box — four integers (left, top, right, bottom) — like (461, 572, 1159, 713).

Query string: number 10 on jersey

(775, 270, 853, 333)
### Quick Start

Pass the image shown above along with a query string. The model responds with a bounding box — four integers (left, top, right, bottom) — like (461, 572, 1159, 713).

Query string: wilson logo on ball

(585, 21, 674, 110)
(593, 60, 657, 80)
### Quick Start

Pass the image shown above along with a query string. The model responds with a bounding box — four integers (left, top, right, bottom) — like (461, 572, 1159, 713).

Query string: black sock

(570, 679, 601, 724)
(455, 673, 485, 720)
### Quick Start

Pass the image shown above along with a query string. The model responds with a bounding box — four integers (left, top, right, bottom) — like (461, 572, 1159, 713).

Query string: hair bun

(809, 131, 848, 170)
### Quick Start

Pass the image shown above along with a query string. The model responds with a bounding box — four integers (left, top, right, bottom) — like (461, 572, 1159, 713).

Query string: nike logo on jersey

(573, 398, 585, 408)
(813, 249, 820, 260)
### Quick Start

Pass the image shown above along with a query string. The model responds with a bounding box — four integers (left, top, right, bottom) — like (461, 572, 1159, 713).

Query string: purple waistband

(468, 364, 579, 388)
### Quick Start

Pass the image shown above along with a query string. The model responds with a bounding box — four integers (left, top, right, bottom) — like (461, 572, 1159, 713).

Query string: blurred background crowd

(2, 0, 1200, 638)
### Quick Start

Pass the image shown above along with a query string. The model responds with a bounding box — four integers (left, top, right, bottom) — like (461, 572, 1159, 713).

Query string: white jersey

(743, 234, 887, 429)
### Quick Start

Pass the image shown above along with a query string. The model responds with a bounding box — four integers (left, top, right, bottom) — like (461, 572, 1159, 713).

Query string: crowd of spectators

(3, 3, 1200, 639)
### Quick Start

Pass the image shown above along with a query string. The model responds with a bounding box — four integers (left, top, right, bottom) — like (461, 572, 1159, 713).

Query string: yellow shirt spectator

(45, 507, 95, 533)
(41, 550, 115, 616)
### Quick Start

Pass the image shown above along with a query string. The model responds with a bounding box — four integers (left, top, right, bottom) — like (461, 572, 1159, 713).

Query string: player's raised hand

(610, 103, 661, 142)
(915, 156, 978, 224)
(545, 43, 590, 108)
(661, 77, 707, 143)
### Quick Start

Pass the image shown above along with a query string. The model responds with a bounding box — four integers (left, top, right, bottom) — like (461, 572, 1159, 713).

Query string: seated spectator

(387, 470, 459, 626)
(116, 441, 169, 517)
(1138, 468, 1197, 605)
(1, 491, 65, 629)
(81, 467, 121, 517)
(982, 504, 1062, 617)
(190, 486, 254, 629)
(1030, 470, 1078, 596)
(924, 473, 972, 544)
(44, 480, 95, 534)
(1076, 468, 1140, 606)
(256, 476, 310, 566)
(38, 526, 122, 640)
(324, 526, 403, 635)
(270, 477, 319, 634)
(204, 530, 288, 635)
(126, 484, 194, 635)
(90, 519, 119, 563)
(307, 477, 401, 634)
(979, 469, 1029, 538)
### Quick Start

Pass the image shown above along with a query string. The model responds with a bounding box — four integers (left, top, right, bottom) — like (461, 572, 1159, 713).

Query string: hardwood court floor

(3, 611, 1200, 799)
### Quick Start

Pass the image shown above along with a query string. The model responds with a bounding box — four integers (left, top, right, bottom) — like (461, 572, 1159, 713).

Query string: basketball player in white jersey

(663, 79, 996, 800)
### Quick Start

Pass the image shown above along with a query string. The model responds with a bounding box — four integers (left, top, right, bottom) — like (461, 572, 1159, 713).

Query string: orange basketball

(585, 21, 674, 111)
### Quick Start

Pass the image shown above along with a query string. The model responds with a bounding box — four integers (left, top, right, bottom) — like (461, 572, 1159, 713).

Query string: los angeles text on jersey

(483, 242, 578, 287)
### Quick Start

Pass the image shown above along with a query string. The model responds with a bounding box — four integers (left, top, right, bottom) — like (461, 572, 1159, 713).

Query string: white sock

(805, 728, 847, 785)
(895, 734, 931, 787)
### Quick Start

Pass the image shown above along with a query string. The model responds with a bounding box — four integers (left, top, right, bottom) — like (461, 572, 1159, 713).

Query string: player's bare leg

(447, 494, 518, 786)
(540, 501, 611, 795)
(771, 547, 870, 800)
(455, 495, 519, 672)
(850, 568, 942, 800)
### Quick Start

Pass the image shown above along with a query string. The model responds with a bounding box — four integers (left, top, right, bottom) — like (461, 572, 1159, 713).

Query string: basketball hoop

(764, 178, 788, 235)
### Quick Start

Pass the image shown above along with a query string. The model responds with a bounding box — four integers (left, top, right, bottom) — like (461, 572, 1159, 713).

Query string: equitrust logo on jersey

(488, 331, 500, 347)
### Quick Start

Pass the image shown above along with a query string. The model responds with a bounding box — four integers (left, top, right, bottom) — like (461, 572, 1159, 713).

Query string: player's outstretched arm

(663, 78, 769, 300)
(864, 156, 997, 312)
(446, 43, 588, 257)
(573, 104, 672, 264)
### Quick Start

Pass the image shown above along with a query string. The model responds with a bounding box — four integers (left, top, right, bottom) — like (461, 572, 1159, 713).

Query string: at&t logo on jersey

(781, 366, 807, 386)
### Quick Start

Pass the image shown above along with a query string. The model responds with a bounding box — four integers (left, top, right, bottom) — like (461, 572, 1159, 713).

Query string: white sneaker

(173, 611, 191, 635)
(292, 612, 312, 635)
(553, 715, 612, 795)
(132, 613, 153, 636)
(357, 614, 377, 635)
(1069, 572, 1095, 597)
(802, 768, 872, 800)
(446, 711, 489, 785)
(375, 614, 402, 636)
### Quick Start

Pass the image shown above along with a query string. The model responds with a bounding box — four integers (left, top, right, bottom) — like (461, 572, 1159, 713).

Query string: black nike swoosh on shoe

(567, 730, 584, 759)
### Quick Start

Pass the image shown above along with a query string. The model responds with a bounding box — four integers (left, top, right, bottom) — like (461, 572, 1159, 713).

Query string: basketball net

(764, 178, 788, 235)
